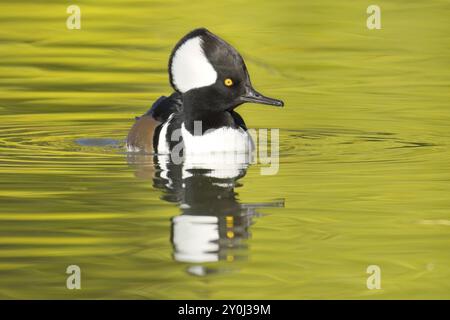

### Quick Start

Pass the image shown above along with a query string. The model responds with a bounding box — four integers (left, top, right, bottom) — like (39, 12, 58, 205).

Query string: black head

(168, 28, 284, 112)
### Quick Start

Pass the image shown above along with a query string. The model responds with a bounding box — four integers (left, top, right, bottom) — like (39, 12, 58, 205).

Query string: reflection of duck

(127, 153, 283, 275)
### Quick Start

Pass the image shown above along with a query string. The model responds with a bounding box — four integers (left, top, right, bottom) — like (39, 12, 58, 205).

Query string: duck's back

(127, 92, 253, 155)
(126, 92, 181, 153)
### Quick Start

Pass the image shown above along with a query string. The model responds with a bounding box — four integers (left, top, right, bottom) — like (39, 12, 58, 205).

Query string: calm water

(0, 0, 449, 299)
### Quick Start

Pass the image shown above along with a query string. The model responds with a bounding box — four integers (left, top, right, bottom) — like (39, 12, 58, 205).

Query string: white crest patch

(171, 36, 217, 93)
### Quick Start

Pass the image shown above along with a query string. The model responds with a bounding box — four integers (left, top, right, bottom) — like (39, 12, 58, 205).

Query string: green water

(1, 0, 449, 299)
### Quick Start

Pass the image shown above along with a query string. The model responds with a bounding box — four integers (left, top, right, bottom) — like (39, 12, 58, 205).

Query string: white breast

(156, 122, 253, 179)
(181, 123, 252, 154)
(180, 123, 253, 179)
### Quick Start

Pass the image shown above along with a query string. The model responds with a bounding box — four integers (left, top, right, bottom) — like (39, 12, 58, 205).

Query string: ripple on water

(280, 128, 440, 164)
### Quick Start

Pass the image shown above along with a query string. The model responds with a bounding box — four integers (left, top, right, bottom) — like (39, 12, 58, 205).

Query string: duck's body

(126, 28, 283, 155)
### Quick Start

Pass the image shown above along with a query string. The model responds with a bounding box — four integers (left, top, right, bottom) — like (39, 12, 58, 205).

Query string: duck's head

(168, 28, 284, 112)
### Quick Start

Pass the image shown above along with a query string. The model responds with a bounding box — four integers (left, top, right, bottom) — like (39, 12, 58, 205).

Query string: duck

(126, 28, 283, 156)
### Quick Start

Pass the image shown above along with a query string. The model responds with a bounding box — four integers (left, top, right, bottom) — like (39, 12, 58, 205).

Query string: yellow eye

(224, 78, 233, 87)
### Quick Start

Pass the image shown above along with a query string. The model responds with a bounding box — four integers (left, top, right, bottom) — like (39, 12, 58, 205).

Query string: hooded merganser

(126, 28, 284, 155)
